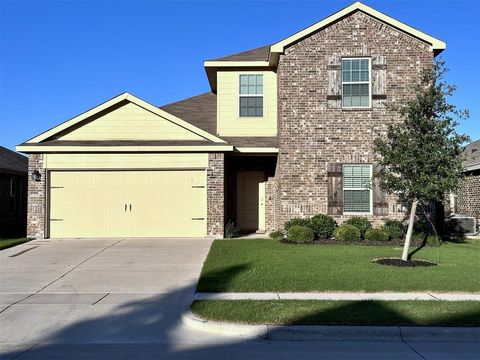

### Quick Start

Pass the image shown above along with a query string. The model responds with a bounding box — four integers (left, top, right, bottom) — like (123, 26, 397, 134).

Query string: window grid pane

(342, 59, 370, 108)
(239, 96, 263, 117)
(239, 75, 263, 95)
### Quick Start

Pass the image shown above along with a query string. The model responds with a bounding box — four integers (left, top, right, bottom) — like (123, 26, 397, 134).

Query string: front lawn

(0, 238, 31, 250)
(191, 300, 480, 326)
(197, 239, 480, 292)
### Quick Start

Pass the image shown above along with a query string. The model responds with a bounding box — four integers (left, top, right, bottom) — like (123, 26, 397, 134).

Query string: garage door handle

(129, 204, 132, 212)
(125, 204, 127, 212)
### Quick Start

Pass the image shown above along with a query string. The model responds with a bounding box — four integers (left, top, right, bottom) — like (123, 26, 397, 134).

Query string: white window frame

(342, 164, 373, 215)
(238, 74, 264, 118)
(341, 57, 372, 109)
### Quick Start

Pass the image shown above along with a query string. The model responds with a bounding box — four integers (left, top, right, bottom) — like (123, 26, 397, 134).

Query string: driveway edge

(182, 310, 480, 341)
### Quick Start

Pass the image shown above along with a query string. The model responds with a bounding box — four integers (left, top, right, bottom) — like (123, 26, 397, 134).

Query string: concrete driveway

(1, 238, 478, 360)
(0, 238, 223, 355)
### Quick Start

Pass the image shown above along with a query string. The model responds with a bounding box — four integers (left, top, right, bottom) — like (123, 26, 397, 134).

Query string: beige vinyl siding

(44, 153, 208, 169)
(49, 170, 207, 238)
(58, 102, 204, 141)
(217, 71, 277, 137)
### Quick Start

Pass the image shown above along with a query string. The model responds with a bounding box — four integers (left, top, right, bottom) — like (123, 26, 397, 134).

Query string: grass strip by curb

(191, 300, 480, 326)
(0, 238, 32, 251)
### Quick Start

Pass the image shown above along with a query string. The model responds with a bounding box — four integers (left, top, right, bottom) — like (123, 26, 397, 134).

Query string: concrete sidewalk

(195, 292, 480, 301)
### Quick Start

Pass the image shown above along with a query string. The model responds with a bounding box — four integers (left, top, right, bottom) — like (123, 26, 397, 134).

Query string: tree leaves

(373, 59, 470, 203)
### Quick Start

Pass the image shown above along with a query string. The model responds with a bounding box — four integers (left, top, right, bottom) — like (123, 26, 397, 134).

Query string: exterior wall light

(31, 170, 42, 182)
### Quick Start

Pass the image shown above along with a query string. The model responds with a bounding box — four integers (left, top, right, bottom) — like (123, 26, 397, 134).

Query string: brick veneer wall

(265, 176, 276, 232)
(456, 171, 480, 221)
(27, 154, 46, 238)
(207, 153, 225, 236)
(276, 11, 433, 228)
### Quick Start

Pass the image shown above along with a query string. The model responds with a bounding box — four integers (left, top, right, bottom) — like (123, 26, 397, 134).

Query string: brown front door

(237, 171, 264, 231)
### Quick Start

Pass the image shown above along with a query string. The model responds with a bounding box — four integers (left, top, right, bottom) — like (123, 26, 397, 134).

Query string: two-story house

(17, 2, 445, 239)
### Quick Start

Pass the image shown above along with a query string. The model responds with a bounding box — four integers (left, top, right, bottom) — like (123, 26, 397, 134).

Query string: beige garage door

(49, 170, 207, 238)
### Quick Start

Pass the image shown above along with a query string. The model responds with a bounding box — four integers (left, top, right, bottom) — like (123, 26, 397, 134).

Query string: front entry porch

(225, 154, 277, 234)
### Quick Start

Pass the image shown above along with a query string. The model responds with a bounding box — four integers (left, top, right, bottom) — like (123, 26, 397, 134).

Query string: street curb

(181, 311, 268, 339)
(182, 311, 480, 341)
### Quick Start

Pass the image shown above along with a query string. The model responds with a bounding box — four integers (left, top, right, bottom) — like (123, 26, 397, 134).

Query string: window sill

(341, 107, 373, 111)
(343, 212, 373, 216)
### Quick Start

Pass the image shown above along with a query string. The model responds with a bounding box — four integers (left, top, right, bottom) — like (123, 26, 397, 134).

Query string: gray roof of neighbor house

(207, 45, 271, 62)
(159, 93, 277, 148)
(463, 139, 480, 171)
(0, 146, 28, 174)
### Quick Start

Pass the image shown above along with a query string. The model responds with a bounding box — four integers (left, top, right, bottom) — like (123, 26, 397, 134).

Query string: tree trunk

(402, 200, 419, 261)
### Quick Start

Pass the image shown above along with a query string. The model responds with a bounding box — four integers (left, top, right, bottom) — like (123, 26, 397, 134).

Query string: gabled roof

(0, 146, 27, 174)
(270, 2, 446, 57)
(203, 1, 446, 91)
(21, 92, 226, 146)
(463, 139, 480, 172)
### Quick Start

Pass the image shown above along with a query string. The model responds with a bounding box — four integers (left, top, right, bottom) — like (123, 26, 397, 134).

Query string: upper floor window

(239, 74, 263, 117)
(343, 164, 371, 214)
(342, 58, 370, 108)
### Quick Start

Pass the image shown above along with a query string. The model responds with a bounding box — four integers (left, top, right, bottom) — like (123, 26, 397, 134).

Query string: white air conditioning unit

(445, 216, 477, 236)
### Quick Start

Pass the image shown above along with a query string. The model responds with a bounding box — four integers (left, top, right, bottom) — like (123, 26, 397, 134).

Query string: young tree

(373, 59, 469, 261)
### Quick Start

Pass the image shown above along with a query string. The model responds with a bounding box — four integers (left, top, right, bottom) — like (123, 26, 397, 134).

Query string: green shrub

(345, 216, 372, 238)
(412, 219, 431, 242)
(269, 230, 284, 242)
(284, 217, 311, 231)
(365, 228, 389, 242)
(333, 224, 361, 242)
(382, 219, 405, 240)
(309, 214, 337, 239)
(224, 220, 238, 239)
(286, 225, 315, 244)
(426, 234, 441, 247)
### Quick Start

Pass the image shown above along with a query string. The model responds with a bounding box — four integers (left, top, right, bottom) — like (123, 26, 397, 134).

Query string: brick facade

(456, 171, 480, 221)
(274, 11, 433, 228)
(207, 152, 225, 236)
(265, 176, 276, 232)
(27, 154, 46, 239)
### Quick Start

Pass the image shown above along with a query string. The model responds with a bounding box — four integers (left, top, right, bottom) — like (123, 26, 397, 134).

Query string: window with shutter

(343, 164, 372, 214)
(342, 58, 371, 108)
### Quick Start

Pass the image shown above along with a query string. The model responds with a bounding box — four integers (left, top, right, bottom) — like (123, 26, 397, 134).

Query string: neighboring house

(0, 146, 28, 237)
(17, 2, 446, 239)
(450, 140, 480, 221)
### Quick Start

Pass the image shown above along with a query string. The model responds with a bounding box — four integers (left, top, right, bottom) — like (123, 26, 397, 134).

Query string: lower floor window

(343, 164, 371, 213)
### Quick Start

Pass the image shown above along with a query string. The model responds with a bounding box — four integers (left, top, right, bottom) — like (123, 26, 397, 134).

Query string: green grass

(0, 238, 31, 250)
(191, 300, 480, 326)
(197, 239, 480, 292)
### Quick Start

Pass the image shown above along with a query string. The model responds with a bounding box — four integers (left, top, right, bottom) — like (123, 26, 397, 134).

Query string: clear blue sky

(1, 0, 479, 151)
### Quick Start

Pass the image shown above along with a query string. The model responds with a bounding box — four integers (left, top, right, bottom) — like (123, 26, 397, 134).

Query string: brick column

(207, 153, 225, 237)
(27, 154, 46, 239)
(265, 176, 277, 232)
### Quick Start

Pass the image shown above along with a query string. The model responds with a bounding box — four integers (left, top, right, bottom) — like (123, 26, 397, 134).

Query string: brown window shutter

(372, 165, 389, 216)
(372, 56, 387, 107)
(327, 163, 343, 215)
(326, 56, 342, 109)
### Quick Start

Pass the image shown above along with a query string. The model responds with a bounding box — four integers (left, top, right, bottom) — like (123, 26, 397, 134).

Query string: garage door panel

(49, 170, 207, 238)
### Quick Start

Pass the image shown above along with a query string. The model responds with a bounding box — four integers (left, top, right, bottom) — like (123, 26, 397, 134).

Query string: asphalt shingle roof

(0, 146, 28, 174)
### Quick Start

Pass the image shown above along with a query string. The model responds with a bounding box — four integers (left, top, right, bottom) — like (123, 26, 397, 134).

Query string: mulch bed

(373, 258, 437, 267)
